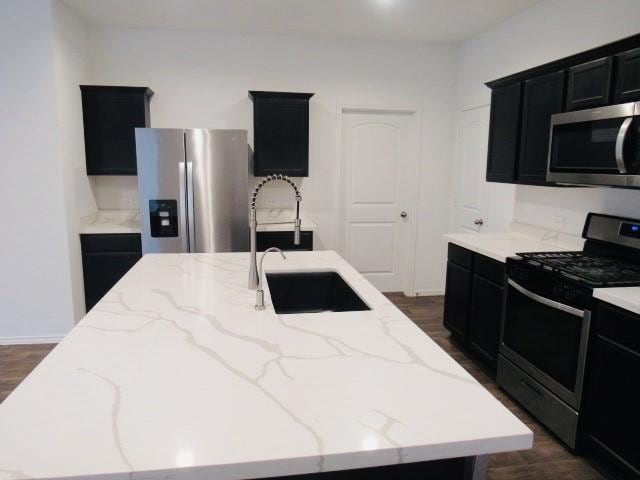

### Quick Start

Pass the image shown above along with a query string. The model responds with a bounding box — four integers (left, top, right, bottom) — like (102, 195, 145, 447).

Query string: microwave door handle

(615, 117, 632, 174)
(507, 279, 586, 317)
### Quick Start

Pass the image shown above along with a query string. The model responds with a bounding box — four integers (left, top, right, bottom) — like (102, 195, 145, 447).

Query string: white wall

(52, 0, 96, 321)
(87, 28, 458, 294)
(0, 0, 77, 343)
(455, 0, 640, 236)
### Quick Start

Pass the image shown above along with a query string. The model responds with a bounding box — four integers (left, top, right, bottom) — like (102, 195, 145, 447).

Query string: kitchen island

(0, 251, 532, 480)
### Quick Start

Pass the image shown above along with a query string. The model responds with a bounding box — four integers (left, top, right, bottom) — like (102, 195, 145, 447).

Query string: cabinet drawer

(256, 231, 313, 251)
(81, 233, 141, 253)
(473, 254, 505, 285)
(498, 356, 578, 448)
(595, 302, 640, 353)
(447, 243, 473, 269)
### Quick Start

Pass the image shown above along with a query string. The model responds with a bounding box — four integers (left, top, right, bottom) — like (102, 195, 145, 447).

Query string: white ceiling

(63, 0, 541, 44)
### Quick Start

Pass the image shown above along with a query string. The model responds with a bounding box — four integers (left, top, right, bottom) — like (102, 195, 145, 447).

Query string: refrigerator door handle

(186, 157, 195, 253)
(178, 158, 190, 253)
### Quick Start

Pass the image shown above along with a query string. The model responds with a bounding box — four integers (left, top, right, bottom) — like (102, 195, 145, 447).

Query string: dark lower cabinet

(81, 234, 142, 311)
(614, 47, 640, 103)
(566, 57, 613, 111)
(582, 302, 640, 480)
(443, 260, 472, 339)
(256, 231, 313, 251)
(468, 274, 504, 367)
(486, 83, 521, 183)
(517, 70, 565, 185)
(443, 243, 505, 369)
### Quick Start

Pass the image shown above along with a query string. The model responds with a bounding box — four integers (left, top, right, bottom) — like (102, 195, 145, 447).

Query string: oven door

(501, 278, 591, 410)
(547, 102, 640, 187)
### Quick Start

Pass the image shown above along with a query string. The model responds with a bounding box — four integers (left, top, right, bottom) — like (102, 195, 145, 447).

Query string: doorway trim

(337, 104, 421, 296)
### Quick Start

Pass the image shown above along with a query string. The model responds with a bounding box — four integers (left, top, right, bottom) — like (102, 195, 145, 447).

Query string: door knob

(400, 211, 408, 218)
(474, 219, 484, 226)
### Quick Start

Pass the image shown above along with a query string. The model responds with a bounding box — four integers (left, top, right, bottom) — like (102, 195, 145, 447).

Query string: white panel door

(341, 109, 417, 292)
(454, 106, 490, 233)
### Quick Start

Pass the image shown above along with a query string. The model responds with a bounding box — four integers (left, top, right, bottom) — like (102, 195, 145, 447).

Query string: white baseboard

(413, 290, 445, 297)
(0, 335, 64, 346)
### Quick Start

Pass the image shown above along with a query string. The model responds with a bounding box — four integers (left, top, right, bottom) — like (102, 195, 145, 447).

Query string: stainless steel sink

(265, 271, 370, 314)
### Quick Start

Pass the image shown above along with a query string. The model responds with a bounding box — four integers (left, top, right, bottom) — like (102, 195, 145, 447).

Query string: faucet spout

(248, 174, 301, 290)
(255, 247, 286, 310)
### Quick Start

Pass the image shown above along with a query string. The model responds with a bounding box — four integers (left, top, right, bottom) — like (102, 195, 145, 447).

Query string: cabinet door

(614, 47, 640, 103)
(81, 86, 152, 175)
(443, 261, 472, 339)
(252, 94, 311, 177)
(256, 231, 313, 251)
(566, 57, 613, 111)
(518, 70, 565, 185)
(469, 274, 504, 368)
(82, 251, 141, 311)
(486, 83, 521, 183)
(583, 335, 640, 478)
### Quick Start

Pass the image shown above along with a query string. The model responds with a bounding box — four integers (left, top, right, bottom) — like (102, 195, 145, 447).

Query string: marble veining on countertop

(593, 287, 640, 315)
(443, 222, 585, 263)
(79, 210, 141, 234)
(0, 251, 531, 480)
(256, 207, 316, 232)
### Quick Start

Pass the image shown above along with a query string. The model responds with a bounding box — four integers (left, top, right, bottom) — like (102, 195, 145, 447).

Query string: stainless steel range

(498, 213, 640, 449)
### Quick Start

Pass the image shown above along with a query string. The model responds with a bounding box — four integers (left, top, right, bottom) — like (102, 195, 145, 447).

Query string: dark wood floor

(0, 295, 607, 479)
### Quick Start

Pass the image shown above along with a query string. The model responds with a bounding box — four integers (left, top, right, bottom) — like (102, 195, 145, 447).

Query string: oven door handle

(507, 279, 586, 317)
(614, 117, 632, 175)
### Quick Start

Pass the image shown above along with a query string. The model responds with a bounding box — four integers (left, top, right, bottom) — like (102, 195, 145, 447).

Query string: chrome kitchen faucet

(255, 247, 286, 310)
(248, 174, 301, 289)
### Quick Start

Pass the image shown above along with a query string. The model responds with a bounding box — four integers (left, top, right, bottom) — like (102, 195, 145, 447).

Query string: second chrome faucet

(255, 247, 286, 310)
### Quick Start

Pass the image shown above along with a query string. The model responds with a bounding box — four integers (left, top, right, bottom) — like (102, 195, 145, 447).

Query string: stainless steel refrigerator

(135, 129, 249, 254)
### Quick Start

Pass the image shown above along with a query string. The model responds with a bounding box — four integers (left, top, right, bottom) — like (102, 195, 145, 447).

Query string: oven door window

(503, 283, 584, 392)
(549, 117, 637, 174)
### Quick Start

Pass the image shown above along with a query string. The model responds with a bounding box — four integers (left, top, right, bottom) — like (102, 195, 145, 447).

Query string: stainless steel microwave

(546, 102, 640, 188)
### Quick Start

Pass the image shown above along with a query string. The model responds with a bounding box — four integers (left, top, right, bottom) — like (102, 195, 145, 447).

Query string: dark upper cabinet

(249, 91, 314, 177)
(614, 47, 640, 103)
(565, 57, 613, 111)
(80, 85, 153, 175)
(486, 83, 521, 183)
(583, 302, 640, 479)
(517, 70, 565, 185)
(80, 234, 142, 311)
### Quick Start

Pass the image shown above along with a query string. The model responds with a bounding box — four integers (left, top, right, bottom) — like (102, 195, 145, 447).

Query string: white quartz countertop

(256, 208, 316, 232)
(0, 251, 531, 480)
(80, 210, 141, 234)
(443, 223, 584, 263)
(593, 287, 640, 315)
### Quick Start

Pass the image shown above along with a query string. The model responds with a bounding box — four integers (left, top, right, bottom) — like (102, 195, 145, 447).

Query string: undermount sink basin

(265, 271, 371, 314)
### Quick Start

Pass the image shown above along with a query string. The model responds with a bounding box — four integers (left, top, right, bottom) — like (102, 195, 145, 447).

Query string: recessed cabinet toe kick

(0, 251, 531, 480)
